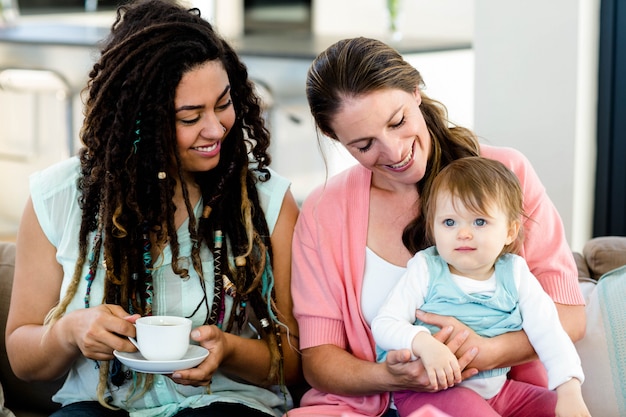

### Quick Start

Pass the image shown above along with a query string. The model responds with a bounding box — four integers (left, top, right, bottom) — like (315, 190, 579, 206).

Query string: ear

(505, 220, 521, 245)
(413, 86, 422, 105)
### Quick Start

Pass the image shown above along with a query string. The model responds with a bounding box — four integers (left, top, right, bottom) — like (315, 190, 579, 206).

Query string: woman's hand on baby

(412, 332, 461, 390)
(417, 310, 485, 366)
(385, 325, 478, 392)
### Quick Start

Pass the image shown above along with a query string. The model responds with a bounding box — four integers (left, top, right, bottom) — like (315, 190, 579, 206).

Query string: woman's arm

(415, 303, 587, 372)
(267, 189, 302, 384)
(555, 303, 586, 342)
(6, 199, 138, 381)
(303, 327, 477, 396)
(416, 310, 536, 370)
(173, 189, 301, 387)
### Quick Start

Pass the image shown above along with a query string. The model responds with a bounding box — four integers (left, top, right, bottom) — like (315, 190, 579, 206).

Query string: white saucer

(114, 345, 209, 374)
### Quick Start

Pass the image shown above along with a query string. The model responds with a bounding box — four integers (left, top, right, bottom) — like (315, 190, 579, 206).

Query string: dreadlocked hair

(43, 0, 282, 409)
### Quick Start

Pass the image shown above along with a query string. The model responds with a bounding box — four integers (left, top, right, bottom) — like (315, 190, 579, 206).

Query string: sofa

(2, 237, 626, 416)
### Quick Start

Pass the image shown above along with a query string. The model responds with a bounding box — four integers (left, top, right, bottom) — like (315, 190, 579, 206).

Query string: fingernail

(191, 330, 200, 339)
(172, 373, 181, 379)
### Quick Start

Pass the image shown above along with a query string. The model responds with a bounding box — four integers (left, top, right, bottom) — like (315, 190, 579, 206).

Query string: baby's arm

(411, 331, 461, 390)
(555, 378, 591, 417)
(514, 257, 590, 416)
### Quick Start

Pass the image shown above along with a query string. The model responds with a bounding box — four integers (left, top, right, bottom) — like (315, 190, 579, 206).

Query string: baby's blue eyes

(442, 218, 487, 227)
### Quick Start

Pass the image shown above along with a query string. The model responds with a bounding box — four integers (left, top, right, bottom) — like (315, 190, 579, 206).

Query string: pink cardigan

(290, 144, 583, 416)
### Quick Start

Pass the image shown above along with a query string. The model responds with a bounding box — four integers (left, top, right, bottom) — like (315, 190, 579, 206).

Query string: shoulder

(29, 157, 82, 247)
(254, 167, 290, 199)
(479, 144, 531, 172)
(30, 157, 80, 208)
(253, 167, 291, 234)
(411, 246, 445, 271)
(30, 157, 80, 198)
(300, 164, 370, 212)
(499, 253, 534, 278)
(498, 253, 528, 267)
(479, 143, 542, 190)
(296, 165, 370, 235)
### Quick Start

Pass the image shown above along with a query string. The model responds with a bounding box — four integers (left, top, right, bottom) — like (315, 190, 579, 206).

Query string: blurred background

(1, 0, 624, 252)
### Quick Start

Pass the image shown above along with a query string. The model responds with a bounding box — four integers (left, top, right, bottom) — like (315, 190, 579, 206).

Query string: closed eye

(391, 115, 405, 129)
(357, 138, 374, 153)
(216, 98, 232, 111)
(179, 116, 200, 125)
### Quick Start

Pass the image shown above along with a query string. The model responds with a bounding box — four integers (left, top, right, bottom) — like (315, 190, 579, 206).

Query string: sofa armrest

(573, 252, 592, 280)
(582, 236, 626, 280)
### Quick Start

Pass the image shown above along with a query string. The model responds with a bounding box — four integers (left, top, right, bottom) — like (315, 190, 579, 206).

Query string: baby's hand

(555, 378, 591, 417)
(412, 332, 461, 390)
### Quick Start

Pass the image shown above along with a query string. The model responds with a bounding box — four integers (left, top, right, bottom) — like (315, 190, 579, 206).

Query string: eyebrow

(344, 104, 403, 146)
(175, 85, 231, 113)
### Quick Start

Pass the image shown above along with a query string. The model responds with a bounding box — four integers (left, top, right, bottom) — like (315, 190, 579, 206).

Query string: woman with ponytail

(5, 1, 300, 416)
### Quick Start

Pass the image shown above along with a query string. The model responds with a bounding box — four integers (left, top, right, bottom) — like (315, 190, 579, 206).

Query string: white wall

(243, 49, 475, 205)
(313, 0, 473, 41)
(473, 0, 600, 252)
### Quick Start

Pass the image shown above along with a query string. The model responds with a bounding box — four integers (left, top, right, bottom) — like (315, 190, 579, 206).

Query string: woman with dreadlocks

(5, 1, 300, 416)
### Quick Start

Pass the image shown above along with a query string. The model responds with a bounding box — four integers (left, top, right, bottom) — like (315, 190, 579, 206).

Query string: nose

(457, 226, 472, 240)
(379, 133, 404, 162)
(200, 113, 226, 139)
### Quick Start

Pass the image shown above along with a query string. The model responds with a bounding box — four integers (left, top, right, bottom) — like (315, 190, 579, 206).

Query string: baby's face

(433, 192, 517, 281)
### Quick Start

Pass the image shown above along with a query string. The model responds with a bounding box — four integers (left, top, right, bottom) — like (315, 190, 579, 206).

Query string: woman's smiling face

(174, 60, 236, 175)
(329, 88, 431, 190)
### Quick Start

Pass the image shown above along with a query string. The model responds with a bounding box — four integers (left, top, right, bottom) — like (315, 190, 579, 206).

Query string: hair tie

(132, 118, 141, 154)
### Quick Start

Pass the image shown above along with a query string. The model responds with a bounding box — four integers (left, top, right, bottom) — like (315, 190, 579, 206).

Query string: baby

(372, 156, 590, 417)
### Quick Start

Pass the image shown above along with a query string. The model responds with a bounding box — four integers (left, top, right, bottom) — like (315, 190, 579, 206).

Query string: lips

(193, 142, 218, 153)
(386, 141, 414, 171)
(191, 140, 220, 157)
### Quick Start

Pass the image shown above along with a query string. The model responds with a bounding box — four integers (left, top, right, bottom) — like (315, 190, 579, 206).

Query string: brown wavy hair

(306, 37, 481, 253)
(44, 0, 283, 407)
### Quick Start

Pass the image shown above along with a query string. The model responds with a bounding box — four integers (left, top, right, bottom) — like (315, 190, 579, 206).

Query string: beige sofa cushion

(583, 236, 626, 280)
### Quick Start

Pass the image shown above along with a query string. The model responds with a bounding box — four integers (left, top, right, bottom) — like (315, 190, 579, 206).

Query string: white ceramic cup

(129, 316, 192, 361)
